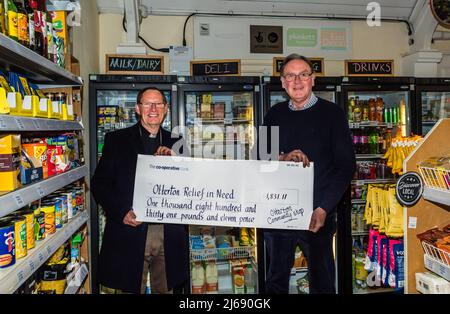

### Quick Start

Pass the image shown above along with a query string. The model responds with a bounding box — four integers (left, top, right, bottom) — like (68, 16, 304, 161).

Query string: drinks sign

(273, 57, 324, 76)
(345, 60, 394, 76)
(105, 54, 164, 74)
(396, 172, 424, 206)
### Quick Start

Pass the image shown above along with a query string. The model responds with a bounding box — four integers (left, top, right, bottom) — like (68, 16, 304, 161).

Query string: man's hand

(309, 207, 327, 233)
(279, 149, 310, 167)
(155, 146, 175, 156)
(123, 209, 142, 227)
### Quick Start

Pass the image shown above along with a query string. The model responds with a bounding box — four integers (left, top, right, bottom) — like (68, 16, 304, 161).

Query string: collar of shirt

(288, 92, 318, 111)
(139, 123, 159, 138)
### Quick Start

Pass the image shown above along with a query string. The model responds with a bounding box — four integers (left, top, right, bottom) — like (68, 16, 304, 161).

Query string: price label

(46, 120, 53, 129)
(46, 245, 53, 255)
(17, 270, 25, 284)
(15, 118, 25, 130)
(38, 252, 44, 262)
(68, 171, 76, 182)
(14, 194, 25, 207)
(353, 122, 360, 128)
(28, 260, 35, 272)
(0, 116, 6, 129)
(387, 122, 393, 128)
(36, 186, 45, 197)
(31, 119, 40, 130)
(356, 180, 364, 186)
(224, 117, 232, 125)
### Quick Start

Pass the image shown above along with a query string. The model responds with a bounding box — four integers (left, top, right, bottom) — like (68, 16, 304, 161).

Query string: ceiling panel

(97, 0, 419, 20)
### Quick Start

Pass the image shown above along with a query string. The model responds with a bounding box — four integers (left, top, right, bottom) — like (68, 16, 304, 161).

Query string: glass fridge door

(183, 90, 258, 294)
(421, 91, 450, 135)
(96, 89, 172, 248)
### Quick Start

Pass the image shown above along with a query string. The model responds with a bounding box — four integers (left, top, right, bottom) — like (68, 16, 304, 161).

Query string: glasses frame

(282, 72, 313, 82)
(138, 102, 167, 109)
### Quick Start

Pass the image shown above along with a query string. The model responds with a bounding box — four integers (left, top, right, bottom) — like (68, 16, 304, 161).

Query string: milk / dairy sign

(133, 156, 314, 230)
(345, 60, 394, 76)
(105, 54, 164, 74)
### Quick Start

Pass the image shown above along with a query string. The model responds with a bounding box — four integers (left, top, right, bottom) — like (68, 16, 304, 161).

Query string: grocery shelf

(191, 118, 253, 125)
(422, 187, 450, 206)
(0, 33, 82, 85)
(349, 121, 398, 129)
(351, 199, 367, 204)
(0, 115, 83, 131)
(353, 287, 395, 294)
(0, 211, 88, 294)
(422, 241, 450, 281)
(0, 165, 88, 218)
(191, 246, 255, 262)
(356, 154, 385, 159)
(352, 178, 396, 185)
(65, 263, 89, 294)
(352, 231, 370, 236)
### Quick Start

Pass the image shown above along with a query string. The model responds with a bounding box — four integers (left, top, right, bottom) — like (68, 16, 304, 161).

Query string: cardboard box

(0, 134, 21, 192)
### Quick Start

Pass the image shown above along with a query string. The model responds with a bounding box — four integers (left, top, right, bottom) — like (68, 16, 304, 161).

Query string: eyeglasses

(139, 102, 166, 109)
(283, 72, 313, 82)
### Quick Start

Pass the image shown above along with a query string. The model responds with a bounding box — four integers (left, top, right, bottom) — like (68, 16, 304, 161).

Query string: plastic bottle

(191, 262, 205, 294)
(244, 264, 256, 294)
(205, 261, 218, 294)
(6, 0, 18, 41)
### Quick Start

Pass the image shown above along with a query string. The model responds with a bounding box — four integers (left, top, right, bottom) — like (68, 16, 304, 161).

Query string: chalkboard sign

(273, 57, 324, 76)
(190, 59, 241, 76)
(396, 172, 424, 206)
(345, 60, 394, 76)
(106, 54, 164, 74)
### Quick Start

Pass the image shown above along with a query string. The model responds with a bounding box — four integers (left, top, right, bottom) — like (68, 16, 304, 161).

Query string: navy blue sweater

(262, 98, 356, 216)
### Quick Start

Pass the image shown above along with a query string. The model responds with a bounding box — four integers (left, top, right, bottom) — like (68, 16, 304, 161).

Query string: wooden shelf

(404, 118, 450, 294)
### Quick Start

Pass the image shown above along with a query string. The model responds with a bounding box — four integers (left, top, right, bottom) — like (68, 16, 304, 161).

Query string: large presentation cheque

(133, 155, 314, 230)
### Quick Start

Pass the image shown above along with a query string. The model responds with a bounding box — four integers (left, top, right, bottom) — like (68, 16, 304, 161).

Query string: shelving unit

(0, 32, 87, 294)
(0, 165, 88, 217)
(404, 118, 450, 293)
(65, 263, 89, 294)
(0, 211, 88, 294)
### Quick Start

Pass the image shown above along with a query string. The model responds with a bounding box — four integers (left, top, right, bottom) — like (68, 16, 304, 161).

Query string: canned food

(54, 194, 68, 224)
(8, 215, 27, 259)
(0, 218, 15, 268)
(34, 211, 45, 241)
(60, 191, 73, 219)
(74, 187, 84, 212)
(51, 198, 63, 228)
(40, 203, 56, 235)
(17, 209, 35, 250)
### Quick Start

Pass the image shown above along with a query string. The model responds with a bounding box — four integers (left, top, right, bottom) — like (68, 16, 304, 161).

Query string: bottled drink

(362, 100, 369, 121)
(45, 4, 54, 62)
(360, 130, 368, 154)
(15, 0, 28, 47)
(244, 264, 256, 294)
(353, 130, 360, 154)
(347, 97, 355, 122)
(369, 98, 376, 121)
(191, 262, 206, 294)
(378, 130, 386, 154)
(392, 106, 398, 124)
(205, 261, 218, 294)
(6, 0, 18, 41)
(353, 97, 362, 123)
(399, 96, 407, 136)
(33, 0, 45, 56)
(24, 0, 35, 51)
(368, 130, 379, 154)
(376, 97, 384, 123)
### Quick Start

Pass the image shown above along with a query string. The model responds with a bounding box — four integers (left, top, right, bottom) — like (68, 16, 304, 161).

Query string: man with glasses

(261, 54, 356, 293)
(91, 87, 189, 294)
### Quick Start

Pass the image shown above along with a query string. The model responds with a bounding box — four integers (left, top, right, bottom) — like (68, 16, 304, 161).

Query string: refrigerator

(176, 75, 264, 294)
(414, 78, 450, 136)
(88, 74, 178, 293)
(338, 76, 415, 294)
(260, 76, 342, 294)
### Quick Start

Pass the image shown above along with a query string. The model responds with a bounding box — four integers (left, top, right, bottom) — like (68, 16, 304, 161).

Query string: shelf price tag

(38, 252, 45, 262)
(387, 122, 393, 128)
(15, 118, 25, 130)
(0, 116, 6, 129)
(14, 194, 25, 207)
(31, 119, 41, 130)
(356, 180, 364, 186)
(353, 122, 360, 128)
(35, 186, 45, 197)
(224, 117, 232, 125)
(28, 260, 35, 272)
(46, 245, 53, 255)
(16, 270, 25, 284)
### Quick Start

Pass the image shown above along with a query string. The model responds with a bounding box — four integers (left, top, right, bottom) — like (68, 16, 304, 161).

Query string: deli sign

(345, 60, 394, 76)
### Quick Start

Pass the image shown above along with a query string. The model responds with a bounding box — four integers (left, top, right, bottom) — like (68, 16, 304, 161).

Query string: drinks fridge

(88, 74, 178, 293)
(414, 78, 450, 135)
(176, 75, 263, 294)
(260, 75, 342, 294)
(338, 76, 416, 294)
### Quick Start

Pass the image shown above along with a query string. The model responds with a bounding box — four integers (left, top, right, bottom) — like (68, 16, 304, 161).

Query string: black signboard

(396, 172, 424, 206)
(273, 57, 324, 76)
(190, 59, 241, 76)
(345, 60, 394, 76)
(106, 54, 164, 74)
